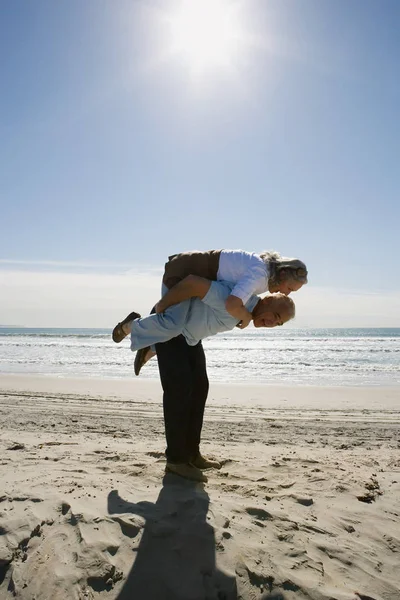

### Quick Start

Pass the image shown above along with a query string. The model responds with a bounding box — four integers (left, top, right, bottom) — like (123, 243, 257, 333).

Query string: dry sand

(1, 375, 399, 600)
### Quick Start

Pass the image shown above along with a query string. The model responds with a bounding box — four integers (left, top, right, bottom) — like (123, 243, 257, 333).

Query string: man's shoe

(166, 462, 208, 483)
(191, 453, 222, 470)
(112, 311, 141, 343)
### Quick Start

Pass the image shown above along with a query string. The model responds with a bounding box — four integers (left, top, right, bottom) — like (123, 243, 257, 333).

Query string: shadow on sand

(108, 474, 237, 600)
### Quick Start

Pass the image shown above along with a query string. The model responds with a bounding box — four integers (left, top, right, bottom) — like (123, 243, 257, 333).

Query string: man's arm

(155, 275, 212, 313)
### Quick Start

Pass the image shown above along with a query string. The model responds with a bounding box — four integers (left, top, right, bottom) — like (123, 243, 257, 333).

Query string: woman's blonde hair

(260, 251, 308, 285)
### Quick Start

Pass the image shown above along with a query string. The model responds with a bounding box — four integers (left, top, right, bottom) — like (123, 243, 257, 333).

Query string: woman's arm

(156, 275, 211, 313)
(225, 295, 253, 329)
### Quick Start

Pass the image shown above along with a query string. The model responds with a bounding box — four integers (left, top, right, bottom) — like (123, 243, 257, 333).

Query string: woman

(112, 248, 308, 373)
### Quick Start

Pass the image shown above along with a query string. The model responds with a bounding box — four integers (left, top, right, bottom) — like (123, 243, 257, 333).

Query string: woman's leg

(130, 299, 191, 351)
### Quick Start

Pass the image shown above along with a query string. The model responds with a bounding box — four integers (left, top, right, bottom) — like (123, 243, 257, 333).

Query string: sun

(166, 0, 246, 74)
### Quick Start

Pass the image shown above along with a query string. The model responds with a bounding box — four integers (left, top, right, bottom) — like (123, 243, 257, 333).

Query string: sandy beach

(1, 375, 399, 600)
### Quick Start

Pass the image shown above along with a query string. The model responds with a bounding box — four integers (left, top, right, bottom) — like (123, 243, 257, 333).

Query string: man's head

(252, 293, 295, 328)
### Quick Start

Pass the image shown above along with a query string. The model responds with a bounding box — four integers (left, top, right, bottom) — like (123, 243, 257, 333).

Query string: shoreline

(1, 373, 400, 411)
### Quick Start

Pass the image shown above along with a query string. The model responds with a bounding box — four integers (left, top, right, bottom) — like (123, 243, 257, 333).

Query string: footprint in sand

(245, 507, 273, 521)
(6, 442, 25, 451)
(146, 451, 164, 459)
(291, 495, 314, 506)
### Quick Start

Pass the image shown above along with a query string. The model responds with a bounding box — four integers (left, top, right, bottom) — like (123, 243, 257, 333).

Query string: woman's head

(261, 252, 308, 295)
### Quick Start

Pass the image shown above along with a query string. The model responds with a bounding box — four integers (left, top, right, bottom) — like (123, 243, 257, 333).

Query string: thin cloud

(292, 286, 400, 328)
(0, 268, 161, 327)
(0, 258, 163, 276)
(0, 268, 399, 328)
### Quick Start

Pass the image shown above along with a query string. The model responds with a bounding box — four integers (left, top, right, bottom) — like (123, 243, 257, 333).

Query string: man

(156, 278, 295, 483)
(114, 276, 295, 483)
(114, 274, 294, 372)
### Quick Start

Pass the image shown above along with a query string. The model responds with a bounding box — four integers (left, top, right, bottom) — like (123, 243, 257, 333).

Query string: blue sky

(1, 0, 399, 327)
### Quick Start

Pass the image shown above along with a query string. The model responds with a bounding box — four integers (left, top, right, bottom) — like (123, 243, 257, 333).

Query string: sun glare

(167, 0, 245, 74)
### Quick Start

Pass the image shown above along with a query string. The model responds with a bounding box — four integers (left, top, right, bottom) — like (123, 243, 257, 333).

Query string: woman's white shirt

(217, 249, 269, 304)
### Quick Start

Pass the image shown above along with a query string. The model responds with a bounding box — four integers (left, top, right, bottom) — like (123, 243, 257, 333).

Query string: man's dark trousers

(155, 334, 209, 464)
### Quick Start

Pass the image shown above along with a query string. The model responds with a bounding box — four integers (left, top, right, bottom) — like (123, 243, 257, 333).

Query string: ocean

(0, 327, 399, 386)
